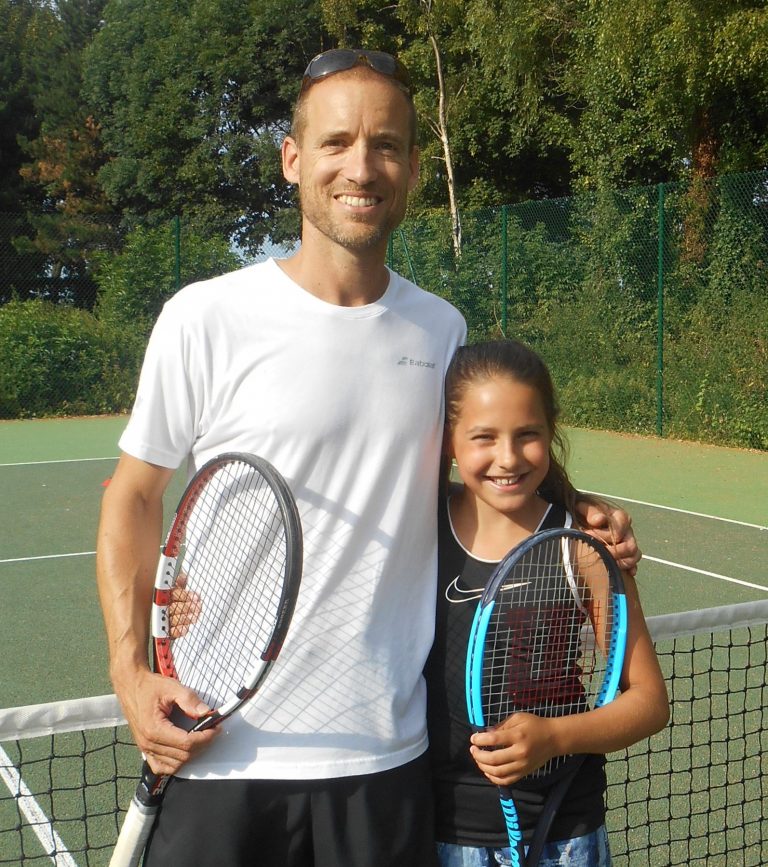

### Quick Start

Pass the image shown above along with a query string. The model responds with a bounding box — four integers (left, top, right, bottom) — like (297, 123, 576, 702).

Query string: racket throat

(135, 765, 171, 808)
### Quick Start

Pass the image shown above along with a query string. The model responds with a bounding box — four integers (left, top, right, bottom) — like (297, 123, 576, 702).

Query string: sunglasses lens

(305, 49, 358, 81)
(303, 49, 410, 93)
(360, 51, 398, 76)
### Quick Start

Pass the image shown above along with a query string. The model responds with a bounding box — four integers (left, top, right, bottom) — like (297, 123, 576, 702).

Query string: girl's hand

(168, 573, 202, 638)
(469, 714, 558, 786)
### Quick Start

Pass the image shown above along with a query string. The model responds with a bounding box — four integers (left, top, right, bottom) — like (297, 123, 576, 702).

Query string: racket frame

(150, 453, 302, 728)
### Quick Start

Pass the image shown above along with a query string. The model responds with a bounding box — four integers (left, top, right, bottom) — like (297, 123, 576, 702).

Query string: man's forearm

(95, 459, 169, 685)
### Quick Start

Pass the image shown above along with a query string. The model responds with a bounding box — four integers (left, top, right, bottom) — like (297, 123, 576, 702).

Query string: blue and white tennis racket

(465, 528, 628, 867)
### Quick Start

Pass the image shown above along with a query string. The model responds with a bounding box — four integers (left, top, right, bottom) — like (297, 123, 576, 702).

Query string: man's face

(282, 70, 419, 255)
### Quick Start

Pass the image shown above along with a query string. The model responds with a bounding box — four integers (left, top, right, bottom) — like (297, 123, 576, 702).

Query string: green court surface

(566, 427, 767, 526)
(566, 427, 768, 616)
(0, 416, 766, 709)
(0, 416, 128, 464)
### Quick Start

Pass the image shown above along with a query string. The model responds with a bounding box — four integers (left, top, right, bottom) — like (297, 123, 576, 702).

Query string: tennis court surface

(1, 417, 766, 865)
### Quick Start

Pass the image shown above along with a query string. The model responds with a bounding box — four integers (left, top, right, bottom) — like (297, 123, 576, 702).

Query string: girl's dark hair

(443, 339, 591, 523)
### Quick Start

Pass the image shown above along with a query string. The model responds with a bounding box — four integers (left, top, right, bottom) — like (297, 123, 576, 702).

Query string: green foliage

(661, 173, 768, 449)
(0, 0, 37, 211)
(0, 299, 143, 418)
(13, 1, 114, 294)
(93, 224, 241, 335)
(4, 0, 768, 238)
(0, 223, 243, 419)
(84, 0, 322, 252)
(664, 288, 768, 450)
(568, 0, 768, 187)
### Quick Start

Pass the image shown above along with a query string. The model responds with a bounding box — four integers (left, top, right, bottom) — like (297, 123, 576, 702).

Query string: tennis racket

(110, 452, 303, 867)
(465, 527, 627, 867)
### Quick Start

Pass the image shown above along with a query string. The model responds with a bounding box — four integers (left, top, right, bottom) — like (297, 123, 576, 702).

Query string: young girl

(425, 339, 669, 867)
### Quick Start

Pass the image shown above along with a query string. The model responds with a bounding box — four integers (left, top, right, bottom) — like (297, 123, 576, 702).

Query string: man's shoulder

(390, 269, 465, 323)
(163, 260, 274, 316)
(171, 261, 272, 304)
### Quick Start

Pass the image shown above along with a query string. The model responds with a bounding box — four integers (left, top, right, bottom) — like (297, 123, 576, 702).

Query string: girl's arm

(469, 572, 669, 786)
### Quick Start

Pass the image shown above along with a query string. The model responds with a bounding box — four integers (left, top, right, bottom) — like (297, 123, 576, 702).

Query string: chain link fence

(1, 169, 766, 449)
(390, 170, 768, 450)
(0, 211, 115, 308)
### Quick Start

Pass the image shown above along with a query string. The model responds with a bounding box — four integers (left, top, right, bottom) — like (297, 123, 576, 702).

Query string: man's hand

(168, 574, 202, 638)
(116, 668, 217, 776)
(576, 500, 641, 575)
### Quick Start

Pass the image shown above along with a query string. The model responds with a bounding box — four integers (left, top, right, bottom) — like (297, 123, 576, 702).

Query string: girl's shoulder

(438, 481, 463, 527)
(540, 501, 571, 531)
(446, 480, 464, 500)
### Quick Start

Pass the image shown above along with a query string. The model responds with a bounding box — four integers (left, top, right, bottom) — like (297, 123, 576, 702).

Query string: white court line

(582, 490, 767, 531)
(0, 457, 117, 468)
(643, 555, 768, 593)
(0, 551, 94, 566)
(0, 745, 78, 866)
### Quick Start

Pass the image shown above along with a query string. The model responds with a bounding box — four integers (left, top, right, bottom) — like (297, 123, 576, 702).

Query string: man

(97, 49, 638, 867)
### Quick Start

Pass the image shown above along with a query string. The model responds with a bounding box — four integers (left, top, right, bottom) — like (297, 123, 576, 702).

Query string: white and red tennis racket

(110, 453, 303, 867)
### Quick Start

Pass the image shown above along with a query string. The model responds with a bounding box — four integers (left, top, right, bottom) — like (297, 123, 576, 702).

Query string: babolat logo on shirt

(398, 356, 436, 368)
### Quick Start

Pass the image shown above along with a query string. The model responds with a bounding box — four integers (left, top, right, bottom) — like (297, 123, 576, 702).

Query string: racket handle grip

(498, 786, 526, 867)
(109, 797, 158, 867)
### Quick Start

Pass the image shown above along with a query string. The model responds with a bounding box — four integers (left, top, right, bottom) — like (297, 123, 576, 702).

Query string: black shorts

(143, 753, 437, 867)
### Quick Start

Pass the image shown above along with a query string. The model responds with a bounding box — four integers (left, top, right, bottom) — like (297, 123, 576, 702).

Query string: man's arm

(96, 453, 216, 775)
(576, 498, 641, 575)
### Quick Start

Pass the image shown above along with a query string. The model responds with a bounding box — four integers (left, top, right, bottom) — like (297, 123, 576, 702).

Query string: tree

(320, 0, 582, 214)
(0, 1, 45, 305)
(85, 0, 323, 254)
(456, 0, 580, 202)
(5, 0, 114, 308)
(398, 0, 464, 258)
(567, 0, 768, 188)
(320, 0, 474, 257)
(19, 0, 109, 213)
(94, 223, 241, 335)
(0, 0, 38, 212)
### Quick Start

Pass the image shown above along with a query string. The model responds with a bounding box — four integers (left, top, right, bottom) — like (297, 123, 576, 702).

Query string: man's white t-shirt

(120, 258, 466, 780)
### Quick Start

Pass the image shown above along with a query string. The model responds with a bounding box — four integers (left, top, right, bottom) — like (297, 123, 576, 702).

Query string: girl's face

(449, 375, 552, 519)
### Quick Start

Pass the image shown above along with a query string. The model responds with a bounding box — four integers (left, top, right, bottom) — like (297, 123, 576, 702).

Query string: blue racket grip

(498, 786, 526, 866)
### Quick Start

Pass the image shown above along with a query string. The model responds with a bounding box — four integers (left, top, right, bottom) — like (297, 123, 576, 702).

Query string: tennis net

(606, 599, 768, 866)
(1, 599, 767, 865)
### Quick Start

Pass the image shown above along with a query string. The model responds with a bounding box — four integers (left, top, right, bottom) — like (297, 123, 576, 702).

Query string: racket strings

(481, 536, 615, 778)
(167, 461, 291, 708)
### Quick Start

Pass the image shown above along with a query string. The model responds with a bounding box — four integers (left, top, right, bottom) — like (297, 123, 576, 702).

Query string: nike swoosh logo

(444, 576, 531, 604)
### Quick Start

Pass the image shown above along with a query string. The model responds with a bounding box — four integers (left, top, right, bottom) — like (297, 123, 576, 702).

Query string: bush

(94, 223, 241, 337)
(0, 300, 143, 418)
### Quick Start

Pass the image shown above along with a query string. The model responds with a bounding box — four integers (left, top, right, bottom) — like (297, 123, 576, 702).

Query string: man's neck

(277, 231, 391, 307)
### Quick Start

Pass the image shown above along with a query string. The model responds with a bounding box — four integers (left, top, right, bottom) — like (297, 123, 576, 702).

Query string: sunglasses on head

(301, 49, 412, 95)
